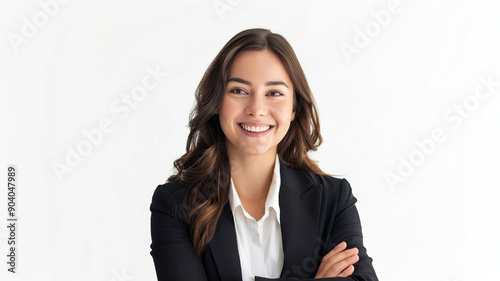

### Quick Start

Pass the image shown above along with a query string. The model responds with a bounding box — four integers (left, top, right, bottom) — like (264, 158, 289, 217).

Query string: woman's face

(218, 49, 295, 159)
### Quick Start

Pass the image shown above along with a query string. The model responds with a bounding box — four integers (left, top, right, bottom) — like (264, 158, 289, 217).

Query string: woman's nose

(245, 94, 266, 117)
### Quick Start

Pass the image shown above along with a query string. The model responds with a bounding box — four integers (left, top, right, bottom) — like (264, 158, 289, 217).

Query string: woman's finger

(338, 265, 355, 277)
(322, 247, 358, 273)
(316, 248, 359, 278)
(324, 254, 358, 277)
(316, 242, 347, 276)
(323, 241, 347, 260)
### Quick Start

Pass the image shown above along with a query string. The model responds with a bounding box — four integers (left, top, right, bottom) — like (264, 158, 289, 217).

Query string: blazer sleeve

(150, 182, 208, 281)
(322, 178, 378, 281)
(255, 178, 378, 281)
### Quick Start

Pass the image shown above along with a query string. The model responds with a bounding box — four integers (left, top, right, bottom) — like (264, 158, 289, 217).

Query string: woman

(150, 28, 378, 281)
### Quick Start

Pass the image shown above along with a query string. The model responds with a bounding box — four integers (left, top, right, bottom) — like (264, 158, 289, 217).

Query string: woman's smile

(238, 122, 274, 135)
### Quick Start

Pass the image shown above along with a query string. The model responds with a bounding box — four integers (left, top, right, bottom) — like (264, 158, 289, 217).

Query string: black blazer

(150, 163, 378, 281)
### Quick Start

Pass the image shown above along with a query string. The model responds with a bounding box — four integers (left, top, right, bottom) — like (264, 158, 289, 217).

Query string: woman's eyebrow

(266, 81, 289, 88)
(227, 77, 289, 88)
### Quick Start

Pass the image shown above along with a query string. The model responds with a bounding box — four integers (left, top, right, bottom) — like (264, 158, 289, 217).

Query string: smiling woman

(149, 28, 378, 281)
(220, 49, 295, 160)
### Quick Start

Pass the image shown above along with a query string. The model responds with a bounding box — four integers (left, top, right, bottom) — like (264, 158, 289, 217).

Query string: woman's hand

(314, 242, 359, 279)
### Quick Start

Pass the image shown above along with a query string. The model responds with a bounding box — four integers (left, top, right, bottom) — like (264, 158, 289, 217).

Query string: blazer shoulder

(150, 179, 188, 219)
(308, 171, 355, 199)
(308, 171, 346, 187)
(281, 165, 356, 205)
(152, 179, 186, 199)
(281, 164, 349, 192)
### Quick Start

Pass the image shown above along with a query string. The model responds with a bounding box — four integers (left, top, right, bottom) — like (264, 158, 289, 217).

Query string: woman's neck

(229, 149, 276, 203)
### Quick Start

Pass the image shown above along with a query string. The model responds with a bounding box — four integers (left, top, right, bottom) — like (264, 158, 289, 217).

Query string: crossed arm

(150, 179, 377, 281)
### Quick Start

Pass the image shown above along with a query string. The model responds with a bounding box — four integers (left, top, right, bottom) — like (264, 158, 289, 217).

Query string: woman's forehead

(228, 50, 292, 86)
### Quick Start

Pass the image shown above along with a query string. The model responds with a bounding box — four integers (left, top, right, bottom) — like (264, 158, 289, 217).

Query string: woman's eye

(267, 91, 283, 96)
(231, 88, 247, 95)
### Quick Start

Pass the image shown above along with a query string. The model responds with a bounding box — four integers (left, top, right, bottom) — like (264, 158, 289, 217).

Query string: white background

(1, 0, 500, 280)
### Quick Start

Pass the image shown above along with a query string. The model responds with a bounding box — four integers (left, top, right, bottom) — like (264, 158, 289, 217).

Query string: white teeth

(240, 124, 271, 132)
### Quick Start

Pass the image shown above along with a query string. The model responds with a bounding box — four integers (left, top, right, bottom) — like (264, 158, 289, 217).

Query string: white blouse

(228, 155, 284, 281)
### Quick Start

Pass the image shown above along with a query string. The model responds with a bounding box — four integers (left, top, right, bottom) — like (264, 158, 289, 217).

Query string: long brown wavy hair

(168, 28, 325, 257)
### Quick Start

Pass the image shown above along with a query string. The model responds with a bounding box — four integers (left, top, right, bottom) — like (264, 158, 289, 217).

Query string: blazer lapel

(206, 164, 322, 280)
(279, 163, 322, 276)
(206, 202, 242, 281)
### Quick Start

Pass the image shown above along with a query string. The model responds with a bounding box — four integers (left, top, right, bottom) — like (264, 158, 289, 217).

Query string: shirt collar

(228, 154, 281, 223)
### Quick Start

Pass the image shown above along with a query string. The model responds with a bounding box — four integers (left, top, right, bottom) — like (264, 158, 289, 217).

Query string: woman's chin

(232, 145, 276, 158)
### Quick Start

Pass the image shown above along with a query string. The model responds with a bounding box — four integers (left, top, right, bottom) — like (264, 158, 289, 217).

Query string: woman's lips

(237, 123, 274, 136)
(238, 123, 273, 133)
